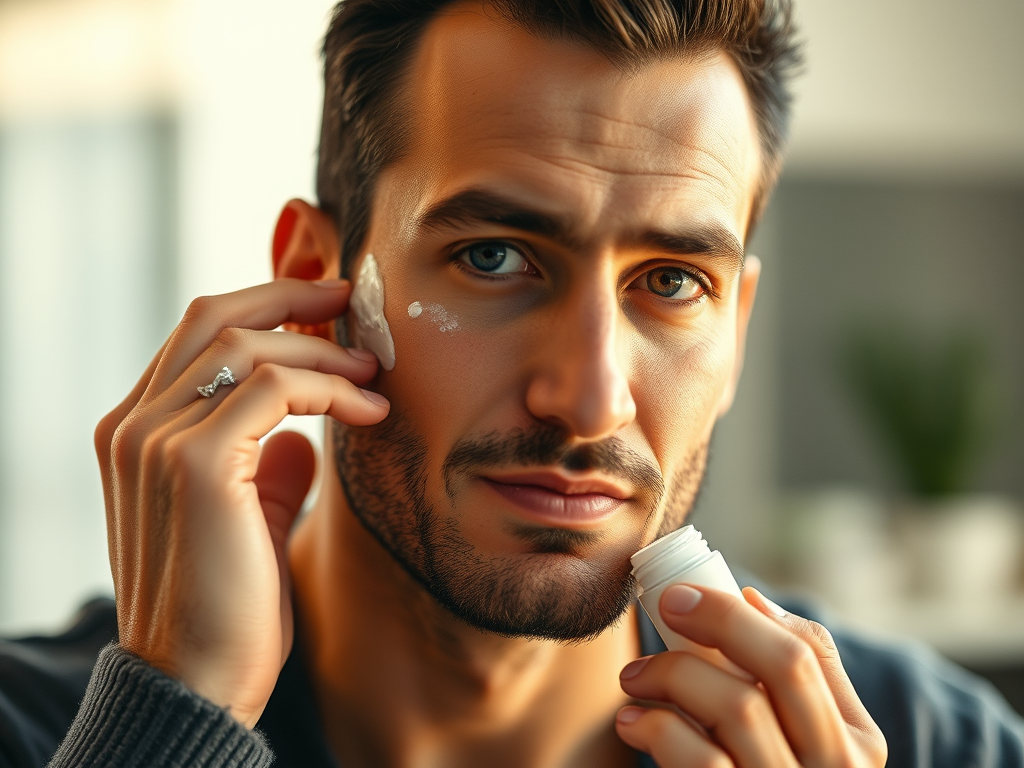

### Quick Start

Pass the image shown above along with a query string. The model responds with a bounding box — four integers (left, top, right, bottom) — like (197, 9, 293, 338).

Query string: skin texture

(95, 4, 886, 767)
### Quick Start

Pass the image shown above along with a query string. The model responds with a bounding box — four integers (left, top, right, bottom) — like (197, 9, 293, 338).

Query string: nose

(525, 280, 637, 440)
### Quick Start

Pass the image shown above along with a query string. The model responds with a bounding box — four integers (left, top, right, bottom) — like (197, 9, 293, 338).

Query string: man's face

(334, 5, 761, 640)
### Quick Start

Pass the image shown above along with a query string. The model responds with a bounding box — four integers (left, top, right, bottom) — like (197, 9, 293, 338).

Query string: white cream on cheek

(350, 253, 396, 370)
(407, 301, 459, 332)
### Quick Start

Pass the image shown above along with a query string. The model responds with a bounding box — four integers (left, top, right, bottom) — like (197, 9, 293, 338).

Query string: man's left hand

(616, 585, 887, 767)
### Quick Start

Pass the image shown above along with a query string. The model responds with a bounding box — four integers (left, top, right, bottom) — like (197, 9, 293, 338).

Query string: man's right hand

(93, 278, 389, 727)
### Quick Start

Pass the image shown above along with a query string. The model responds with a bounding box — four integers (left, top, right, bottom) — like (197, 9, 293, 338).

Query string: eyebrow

(638, 227, 745, 273)
(418, 188, 575, 245)
(416, 187, 745, 272)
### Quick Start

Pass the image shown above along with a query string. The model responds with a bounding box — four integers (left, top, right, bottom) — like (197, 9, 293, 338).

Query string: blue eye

(458, 242, 531, 274)
(645, 267, 703, 300)
(469, 243, 506, 271)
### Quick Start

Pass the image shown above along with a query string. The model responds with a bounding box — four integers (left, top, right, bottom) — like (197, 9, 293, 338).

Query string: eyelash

(450, 240, 717, 301)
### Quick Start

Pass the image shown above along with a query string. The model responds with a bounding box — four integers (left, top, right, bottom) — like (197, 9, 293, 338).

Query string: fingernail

(617, 706, 645, 725)
(620, 656, 652, 680)
(359, 389, 390, 408)
(662, 584, 702, 615)
(348, 348, 377, 363)
(313, 278, 348, 289)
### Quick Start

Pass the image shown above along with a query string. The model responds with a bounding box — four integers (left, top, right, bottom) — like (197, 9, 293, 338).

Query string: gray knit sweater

(44, 644, 272, 768)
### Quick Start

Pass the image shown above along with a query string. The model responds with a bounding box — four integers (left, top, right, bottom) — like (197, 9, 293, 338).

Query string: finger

(149, 279, 351, 395)
(620, 653, 799, 768)
(255, 430, 315, 666)
(255, 429, 316, 553)
(616, 706, 733, 768)
(658, 584, 850, 764)
(95, 340, 169, 572)
(153, 328, 377, 412)
(95, 339, 168, 476)
(197, 364, 389, 450)
(744, 588, 887, 758)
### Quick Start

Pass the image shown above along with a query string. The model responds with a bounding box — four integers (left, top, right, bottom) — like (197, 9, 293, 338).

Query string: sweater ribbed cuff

(47, 644, 274, 768)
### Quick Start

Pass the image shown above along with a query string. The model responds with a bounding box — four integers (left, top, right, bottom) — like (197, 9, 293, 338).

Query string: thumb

(254, 430, 316, 553)
(254, 429, 314, 667)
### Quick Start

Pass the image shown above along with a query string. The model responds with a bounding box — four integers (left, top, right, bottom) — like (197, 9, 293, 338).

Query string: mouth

(479, 470, 630, 527)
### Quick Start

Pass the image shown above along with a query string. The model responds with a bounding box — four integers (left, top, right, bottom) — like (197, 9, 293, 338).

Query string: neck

(288, 438, 640, 768)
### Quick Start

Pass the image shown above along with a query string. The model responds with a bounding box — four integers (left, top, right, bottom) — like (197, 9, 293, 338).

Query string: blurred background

(0, 0, 1021, 707)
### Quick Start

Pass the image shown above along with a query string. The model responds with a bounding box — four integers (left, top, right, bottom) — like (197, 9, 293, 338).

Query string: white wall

(171, 0, 337, 305)
(787, 0, 1024, 179)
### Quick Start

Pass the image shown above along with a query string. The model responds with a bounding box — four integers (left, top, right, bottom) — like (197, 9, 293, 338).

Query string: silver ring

(197, 366, 236, 398)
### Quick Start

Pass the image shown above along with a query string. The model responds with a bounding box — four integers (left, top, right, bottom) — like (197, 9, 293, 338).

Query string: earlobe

(272, 199, 341, 339)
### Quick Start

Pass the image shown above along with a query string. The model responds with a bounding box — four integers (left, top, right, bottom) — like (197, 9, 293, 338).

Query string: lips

(479, 471, 630, 526)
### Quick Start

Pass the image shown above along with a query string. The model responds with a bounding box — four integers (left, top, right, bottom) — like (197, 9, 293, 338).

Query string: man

(1, 1, 1022, 766)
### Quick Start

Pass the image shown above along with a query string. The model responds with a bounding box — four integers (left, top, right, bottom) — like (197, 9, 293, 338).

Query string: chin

(429, 550, 638, 642)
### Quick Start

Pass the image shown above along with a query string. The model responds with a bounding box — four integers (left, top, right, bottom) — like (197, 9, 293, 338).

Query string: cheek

(632, 322, 737, 461)
(377, 298, 532, 454)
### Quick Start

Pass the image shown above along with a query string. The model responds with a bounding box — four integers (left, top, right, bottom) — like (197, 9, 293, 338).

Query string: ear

(716, 255, 761, 416)
(272, 199, 341, 340)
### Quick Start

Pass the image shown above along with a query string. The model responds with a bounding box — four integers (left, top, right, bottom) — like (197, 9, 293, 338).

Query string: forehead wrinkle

(570, 107, 706, 154)
(417, 60, 754, 191)
(471, 129, 751, 221)
(536, 152, 707, 179)
(472, 109, 748, 198)
(559, 112, 754, 195)
(529, 149, 742, 211)
(522, 102, 742, 177)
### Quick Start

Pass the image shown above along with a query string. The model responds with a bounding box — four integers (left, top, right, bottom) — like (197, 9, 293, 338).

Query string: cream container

(631, 525, 743, 655)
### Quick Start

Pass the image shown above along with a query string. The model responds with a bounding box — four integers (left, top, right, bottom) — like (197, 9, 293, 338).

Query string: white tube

(631, 526, 742, 654)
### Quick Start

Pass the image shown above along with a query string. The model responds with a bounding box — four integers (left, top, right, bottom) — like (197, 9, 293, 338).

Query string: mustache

(441, 424, 665, 505)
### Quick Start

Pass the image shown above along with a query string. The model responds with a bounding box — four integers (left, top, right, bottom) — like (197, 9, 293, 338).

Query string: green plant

(840, 319, 1003, 499)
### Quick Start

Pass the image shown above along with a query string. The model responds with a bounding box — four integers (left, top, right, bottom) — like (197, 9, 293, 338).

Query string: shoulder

(780, 594, 1024, 768)
(0, 598, 118, 768)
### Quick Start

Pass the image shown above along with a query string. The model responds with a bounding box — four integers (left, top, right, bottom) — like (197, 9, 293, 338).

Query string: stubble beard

(333, 414, 708, 642)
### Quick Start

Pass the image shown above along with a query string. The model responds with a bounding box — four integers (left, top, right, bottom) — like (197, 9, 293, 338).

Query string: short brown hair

(318, 0, 800, 276)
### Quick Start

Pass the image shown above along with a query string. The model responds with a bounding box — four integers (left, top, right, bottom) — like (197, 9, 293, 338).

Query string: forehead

(390, 4, 762, 243)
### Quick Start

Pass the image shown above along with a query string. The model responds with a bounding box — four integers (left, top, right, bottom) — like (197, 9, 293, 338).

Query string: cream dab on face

(408, 301, 459, 332)
(350, 253, 396, 370)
